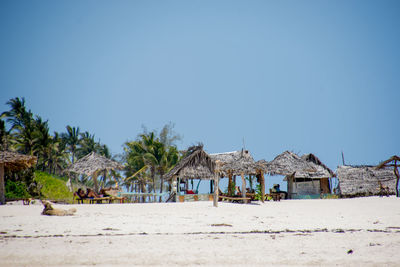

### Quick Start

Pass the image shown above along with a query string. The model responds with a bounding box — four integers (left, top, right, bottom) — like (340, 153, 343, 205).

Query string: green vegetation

(1, 96, 183, 203)
(5, 180, 31, 199)
(34, 171, 74, 203)
(123, 124, 181, 200)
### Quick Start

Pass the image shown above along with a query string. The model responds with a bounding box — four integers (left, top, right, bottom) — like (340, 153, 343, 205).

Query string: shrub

(5, 180, 31, 199)
(34, 171, 74, 203)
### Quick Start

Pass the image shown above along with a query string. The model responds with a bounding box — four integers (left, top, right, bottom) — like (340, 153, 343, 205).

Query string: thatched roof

(301, 153, 335, 177)
(337, 165, 397, 196)
(0, 150, 37, 171)
(164, 145, 215, 181)
(210, 150, 262, 176)
(65, 152, 124, 176)
(267, 151, 332, 178)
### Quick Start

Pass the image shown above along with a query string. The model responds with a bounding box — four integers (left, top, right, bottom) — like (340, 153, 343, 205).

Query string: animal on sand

(41, 200, 77, 216)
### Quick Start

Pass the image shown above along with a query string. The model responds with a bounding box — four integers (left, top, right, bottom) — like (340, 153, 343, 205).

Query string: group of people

(74, 188, 112, 199)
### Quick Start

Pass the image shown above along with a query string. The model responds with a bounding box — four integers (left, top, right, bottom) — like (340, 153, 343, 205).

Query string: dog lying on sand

(41, 200, 77, 216)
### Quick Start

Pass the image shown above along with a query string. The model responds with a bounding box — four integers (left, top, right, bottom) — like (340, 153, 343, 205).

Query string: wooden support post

(287, 174, 293, 199)
(213, 174, 219, 207)
(260, 171, 265, 203)
(0, 163, 5, 205)
(241, 172, 247, 202)
(228, 172, 233, 196)
(394, 160, 399, 197)
(92, 171, 99, 194)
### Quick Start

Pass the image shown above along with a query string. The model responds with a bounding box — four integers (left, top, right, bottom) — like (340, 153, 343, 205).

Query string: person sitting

(74, 188, 87, 199)
(272, 184, 287, 199)
(73, 188, 88, 204)
(99, 187, 111, 197)
(86, 188, 99, 198)
(235, 186, 242, 196)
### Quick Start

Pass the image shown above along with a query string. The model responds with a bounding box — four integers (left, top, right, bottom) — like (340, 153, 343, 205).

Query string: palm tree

(0, 119, 12, 150)
(77, 131, 99, 158)
(33, 116, 52, 170)
(1, 97, 28, 131)
(157, 144, 179, 201)
(62, 126, 80, 164)
(48, 132, 69, 175)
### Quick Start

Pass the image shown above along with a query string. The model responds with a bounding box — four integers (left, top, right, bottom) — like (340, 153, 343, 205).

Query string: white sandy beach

(1, 197, 400, 266)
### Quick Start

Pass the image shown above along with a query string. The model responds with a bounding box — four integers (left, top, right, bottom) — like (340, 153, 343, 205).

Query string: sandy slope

(0, 197, 399, 266)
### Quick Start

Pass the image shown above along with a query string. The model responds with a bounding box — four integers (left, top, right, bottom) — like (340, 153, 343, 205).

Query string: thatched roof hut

(164, 145, 218, 206)
(0, 151, 37, 171)
(337, 165, 397, 197)
(267, 151, 331, 178)
(165, 145, 215, 181)
(210, 150, 259, 176)
(65, 152, 124, 193)
(0, 151, 37, 205)
(266, 151, 334, 198)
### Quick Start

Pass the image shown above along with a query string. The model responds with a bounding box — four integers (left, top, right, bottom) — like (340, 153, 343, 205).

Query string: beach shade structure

(210, 150, 268, 202)
(0, 150, 37, 205)
(266, 151, 334, 199)
(64, 152, 124, 194)
(337, 165, 397, 197)
(376, 155, 400, 197)
(164, 145, 218, 206)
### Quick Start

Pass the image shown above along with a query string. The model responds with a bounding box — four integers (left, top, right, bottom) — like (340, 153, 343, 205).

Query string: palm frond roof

(267, 151, 333, 178)
(65, 152, 124, 176)
(0, 150, 37, 171)
(210, 150, 264, 176)
(164, 145, 215, 180)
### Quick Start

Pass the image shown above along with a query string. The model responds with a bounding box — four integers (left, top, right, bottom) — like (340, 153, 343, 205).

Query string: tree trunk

(159, 174, 164, 202)
(0, 163, 5, 205)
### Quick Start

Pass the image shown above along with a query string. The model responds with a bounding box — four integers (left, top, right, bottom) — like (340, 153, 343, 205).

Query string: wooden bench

(89, 197, 112, 204)
(219, 195, 251, 203)
(110, 196, 126, 203)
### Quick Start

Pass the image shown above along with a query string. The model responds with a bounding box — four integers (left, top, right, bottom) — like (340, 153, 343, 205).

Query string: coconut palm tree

(61, 125, 80, 164)
(0, 119, 12, 151)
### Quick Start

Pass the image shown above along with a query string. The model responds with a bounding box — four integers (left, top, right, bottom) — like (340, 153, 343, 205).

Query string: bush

(34, 171, 74, 203)
(5, 180, 31, 199)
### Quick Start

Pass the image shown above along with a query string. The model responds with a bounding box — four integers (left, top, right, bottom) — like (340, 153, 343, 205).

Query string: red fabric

(186, 190, 195, 194)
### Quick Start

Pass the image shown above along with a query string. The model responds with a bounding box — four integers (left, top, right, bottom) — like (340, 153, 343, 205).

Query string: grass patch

(34, 171, 74, 203)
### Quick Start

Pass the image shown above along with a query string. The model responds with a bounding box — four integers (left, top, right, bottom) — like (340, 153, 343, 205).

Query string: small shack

(164, 145, 218, 206)
(267, 151, 334, 199)
(0, 150, 37, 205)
(337, 165, 397, 197)
(64, 152, 124, 194)
(210, 150, 267, 202)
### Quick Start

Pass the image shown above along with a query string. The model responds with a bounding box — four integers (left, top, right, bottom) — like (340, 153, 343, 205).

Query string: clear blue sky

(1, 0, 399, 175)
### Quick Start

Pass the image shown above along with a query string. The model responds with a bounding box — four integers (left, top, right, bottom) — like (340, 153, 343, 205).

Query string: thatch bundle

(165, 145, 215, 181)
(0, 150, 37, 171)
(65, 152, 124, 176)
(337, 165, 397, 196)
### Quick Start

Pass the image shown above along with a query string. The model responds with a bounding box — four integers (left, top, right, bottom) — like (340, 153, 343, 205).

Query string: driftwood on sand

(41, 200, 76, 216)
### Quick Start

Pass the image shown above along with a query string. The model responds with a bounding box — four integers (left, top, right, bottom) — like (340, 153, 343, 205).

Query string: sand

(0, 196, 400, 266)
